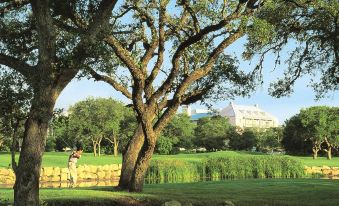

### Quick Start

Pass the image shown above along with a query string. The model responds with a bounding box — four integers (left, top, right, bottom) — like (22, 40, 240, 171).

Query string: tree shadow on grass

(45, 198, 159, 206)
(43, 186, 162, 206)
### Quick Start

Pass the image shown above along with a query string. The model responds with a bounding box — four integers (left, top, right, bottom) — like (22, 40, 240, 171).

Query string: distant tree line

(1, 96, 337, 161)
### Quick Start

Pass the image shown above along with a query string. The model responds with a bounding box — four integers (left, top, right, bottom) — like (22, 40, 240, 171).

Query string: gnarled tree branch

(0, 54, 34, 78)
(89, 69, 132, 99)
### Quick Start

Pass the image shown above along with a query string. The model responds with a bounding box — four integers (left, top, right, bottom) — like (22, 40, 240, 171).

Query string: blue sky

(55, 38, 338, 125)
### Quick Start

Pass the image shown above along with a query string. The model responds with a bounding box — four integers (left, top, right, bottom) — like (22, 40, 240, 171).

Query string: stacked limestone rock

(304, 166, 339, 179)
(76, 164, 122, 182)
(0, 168, 15, 185)
(40, 167, 62, 182)
(0, 164, 122, 186)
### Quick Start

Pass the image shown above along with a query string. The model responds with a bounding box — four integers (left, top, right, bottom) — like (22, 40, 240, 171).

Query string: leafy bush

(156, 136, 174, 155)
(229, 129, 256, 151)
(145, 156, 304, 183)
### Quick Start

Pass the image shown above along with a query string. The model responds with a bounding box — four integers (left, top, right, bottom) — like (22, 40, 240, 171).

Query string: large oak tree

(88, 0, 338, 192)
(89, 0, 266, 192)
(0, 0, 118, 205)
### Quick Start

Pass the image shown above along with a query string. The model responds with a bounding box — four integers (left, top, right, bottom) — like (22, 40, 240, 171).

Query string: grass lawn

(1, 151, 338, 168)
(1, 179, 339, 206)
(288, 155, 339, 167)
(0, 152, 122, 168)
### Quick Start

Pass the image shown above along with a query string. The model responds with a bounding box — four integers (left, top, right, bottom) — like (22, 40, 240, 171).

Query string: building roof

(219, 102, 277, 122)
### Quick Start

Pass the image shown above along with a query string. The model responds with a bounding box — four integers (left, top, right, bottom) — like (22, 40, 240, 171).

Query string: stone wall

(1, 165, 339, 187)
(0, 168, 15, 185)
(304, 166, 339, 179)
(0, 164, 122, 187)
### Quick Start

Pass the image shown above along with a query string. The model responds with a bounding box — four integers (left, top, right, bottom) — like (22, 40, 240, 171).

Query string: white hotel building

(183, 102, 278, 129)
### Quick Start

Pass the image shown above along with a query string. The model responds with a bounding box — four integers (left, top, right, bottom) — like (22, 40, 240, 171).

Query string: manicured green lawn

(0, 152, 122, 168)
(288, 155, 339, 167)
(1, 179, 339, 206)
(0, 151, 338, 168)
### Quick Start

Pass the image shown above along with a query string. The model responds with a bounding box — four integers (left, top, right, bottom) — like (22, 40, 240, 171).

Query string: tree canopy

(80, 0, 337, 192)
(282, 114, 312, 155)
(299, 106, 339, 159)
(282, 106, 339, 159)
(247, 0, 339, 98)
(255, 127, 283, 152)
(68, 97, 132, 156)
(195, 116, 233, 151)
(0, 70, 32, 170)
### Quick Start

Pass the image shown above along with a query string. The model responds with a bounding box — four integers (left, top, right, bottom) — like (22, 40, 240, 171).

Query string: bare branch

(151, 14, 238, 103)
(174, 30, 244, 99)
(132, 5, 159, 71)
(89, 68, 132, 99)
(104, 136, 114, 144)
(159, 86, 213, 110)
(57, 0, 119, 88)
(145, 3, 166, 100)
(104, 36, 143, 79)
(181, 0, 200, 32)
(152, 30, 244, 136)
(112, 7, 133, 26)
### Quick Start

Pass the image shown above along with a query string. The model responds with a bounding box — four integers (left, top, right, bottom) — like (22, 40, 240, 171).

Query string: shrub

(156, 136, 173, 155)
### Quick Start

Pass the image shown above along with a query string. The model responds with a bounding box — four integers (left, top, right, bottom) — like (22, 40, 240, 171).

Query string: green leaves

(244, 18, 276, 60)
(0, 70, 32, 137)
(247, 0, 339, 98)
(300, 106, 339, 145)
(283, 106, 339, 156)
(195, 116, 232, 151)
(67, 97, 131, 144)
(159, 113, 196, 150)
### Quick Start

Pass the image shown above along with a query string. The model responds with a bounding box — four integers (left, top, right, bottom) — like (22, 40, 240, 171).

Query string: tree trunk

(312, 148, 318, 159)
(13, 94, 55, 206)
(121, 103, 179, 192)
(18, 138, 23, 152)
(11, 129, 17, 172)
(113, 136, 118, 157)
(327, 147, 332, 160)
(98, 142, 101, 157)
(93, 143, 97, 157)
(129, 136, 156, 192)
(118, 124, 144, 190)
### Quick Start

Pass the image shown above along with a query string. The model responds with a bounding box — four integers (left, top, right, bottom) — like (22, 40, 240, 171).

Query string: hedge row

(145, 156, 304, 184)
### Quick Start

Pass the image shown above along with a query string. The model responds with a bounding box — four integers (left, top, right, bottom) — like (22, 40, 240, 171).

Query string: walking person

(68, 146, 83, 188)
